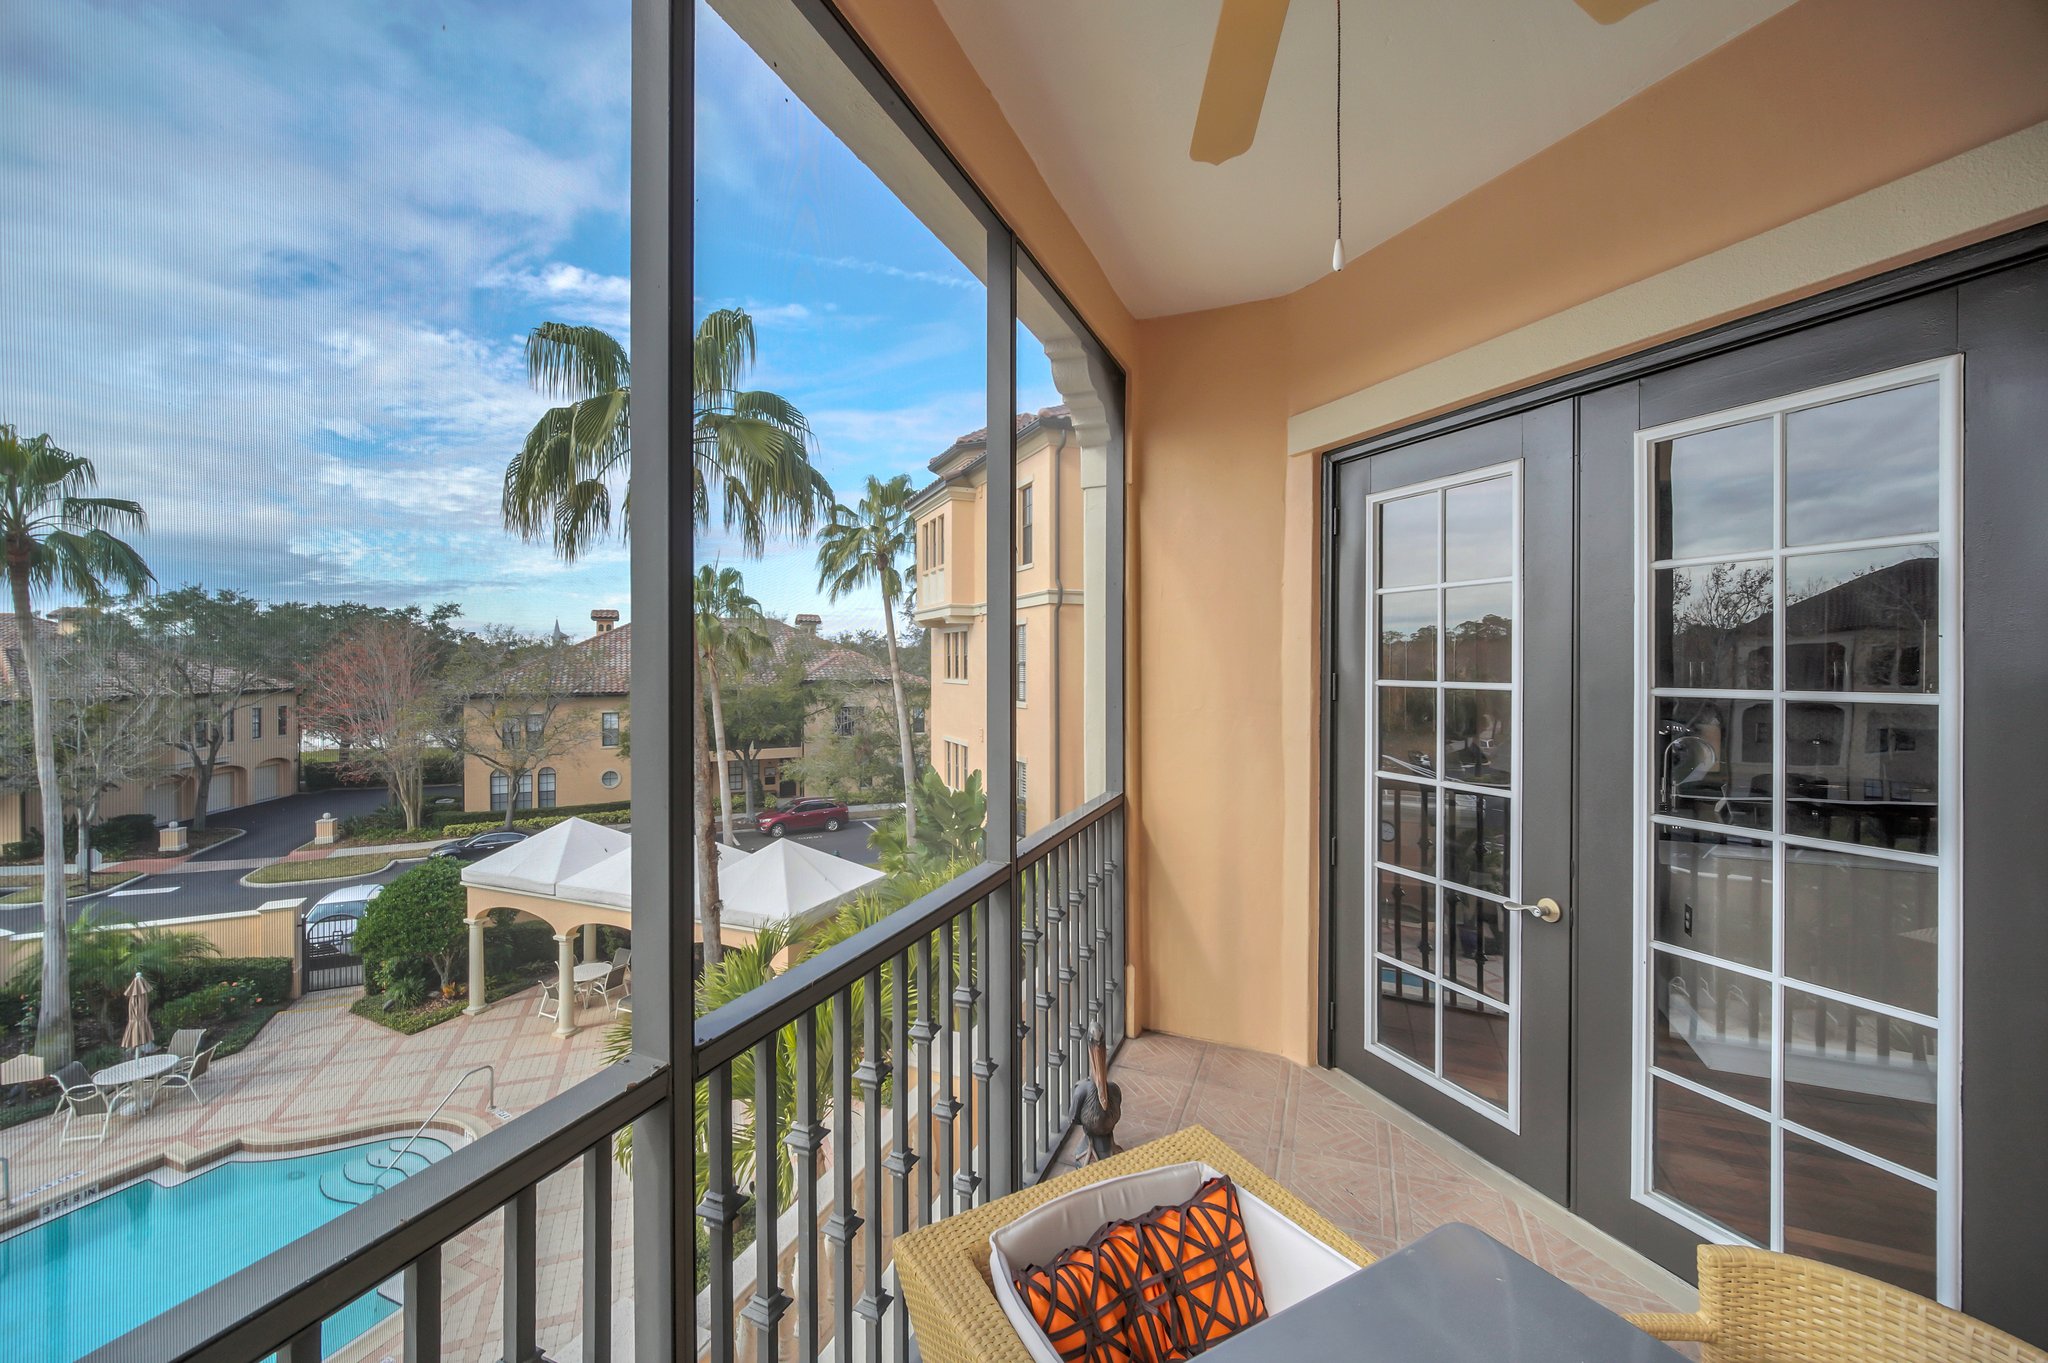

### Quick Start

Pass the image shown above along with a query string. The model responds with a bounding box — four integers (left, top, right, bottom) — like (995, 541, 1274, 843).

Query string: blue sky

(0, 0, 1058, 639)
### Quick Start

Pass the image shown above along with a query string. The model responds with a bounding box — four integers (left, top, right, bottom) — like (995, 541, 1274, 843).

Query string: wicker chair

(894, 1126, 1377, 1363)
(1625, 1246, 2048, 1362)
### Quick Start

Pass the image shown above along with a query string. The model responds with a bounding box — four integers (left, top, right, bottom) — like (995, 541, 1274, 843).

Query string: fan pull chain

(1331, 0, 1344, 272)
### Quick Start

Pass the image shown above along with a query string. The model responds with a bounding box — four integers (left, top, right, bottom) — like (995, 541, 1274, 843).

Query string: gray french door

(1328, 400, 1574, 1200)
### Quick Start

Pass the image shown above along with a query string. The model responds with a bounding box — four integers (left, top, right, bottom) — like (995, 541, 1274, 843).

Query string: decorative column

(464, 918, 488, 1016)
(553, 933, 577, 1039)
(582, 922, 599, 963)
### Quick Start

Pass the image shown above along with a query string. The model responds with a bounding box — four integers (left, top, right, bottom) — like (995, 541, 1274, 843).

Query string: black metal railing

(94, 796, 1124, 1363)
(89, 1055, 668, 1363)
(690, 793, 1125, 1362)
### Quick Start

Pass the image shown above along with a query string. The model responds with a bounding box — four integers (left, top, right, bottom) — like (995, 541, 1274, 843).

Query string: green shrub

(2, 831, 40, 861)
(158, 978, 261, 1032)
(440, 808, 631, 838)
(422, 751, 463, 784)
(91, 814, 162, 861)
(157, 957, 290, 1006)
(354, 859, 467, 995)
(484, 920, 557, 975)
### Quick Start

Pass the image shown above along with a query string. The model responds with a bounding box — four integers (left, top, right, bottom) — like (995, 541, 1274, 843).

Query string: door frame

(1319, 221, 2048, 1073)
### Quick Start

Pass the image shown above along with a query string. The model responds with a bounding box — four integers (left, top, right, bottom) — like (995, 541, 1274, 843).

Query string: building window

(911, 706, 926, 737)
(277, 705, 288, 733)
(537, 767, 557, 808)
(490, 771, 510, 811)
(1015, 622, 1028, 705)
(1016, 760, 1028, 836)
(601, 769, 622, 789)
(943, 741, 969, 789)
(943, 628, 969, 682)
(224, 708, 235, 742)
(526, 714, 545, 747)
(515, 772, 533, 810)
(1018, 484, 1034, 567)
(250, 706, 262, 740)
(601, 710, 621, 747)
(835, 705, 856, 737)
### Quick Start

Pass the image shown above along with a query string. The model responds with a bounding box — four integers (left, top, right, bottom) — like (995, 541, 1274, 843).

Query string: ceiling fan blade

(1189, 0, 1292, 165)
(1574, 0, 1660, 22)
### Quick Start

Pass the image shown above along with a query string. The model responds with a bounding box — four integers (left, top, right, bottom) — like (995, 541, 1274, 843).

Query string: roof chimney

(795, 613, 822, 635)
(590, 608, 621, 635)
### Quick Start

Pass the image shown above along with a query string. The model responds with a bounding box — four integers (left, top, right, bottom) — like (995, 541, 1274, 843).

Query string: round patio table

(573, 963, 613, 984)
(93, 1052, 182, 1116)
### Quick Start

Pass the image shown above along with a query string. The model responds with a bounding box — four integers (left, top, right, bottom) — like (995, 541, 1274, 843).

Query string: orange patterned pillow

(1135, 1175, 1268, 1352)
(1013, 1220, 1184, 1363)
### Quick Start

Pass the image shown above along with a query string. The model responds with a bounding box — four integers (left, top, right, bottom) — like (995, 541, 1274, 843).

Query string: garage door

(146, 783, 180, 825)
(249, 764, 279, 803)
(206, 775, 235, 812)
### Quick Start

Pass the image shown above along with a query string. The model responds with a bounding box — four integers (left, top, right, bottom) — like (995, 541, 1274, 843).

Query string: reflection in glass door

(1368, 464, 1523, 1123)
(1633, 358, 1960, 1304)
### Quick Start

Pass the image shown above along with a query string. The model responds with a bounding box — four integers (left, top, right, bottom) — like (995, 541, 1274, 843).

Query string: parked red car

(755, 798, 850, 837)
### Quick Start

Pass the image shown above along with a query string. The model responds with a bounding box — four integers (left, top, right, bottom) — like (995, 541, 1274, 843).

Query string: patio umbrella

(121, 971, 154, 1055)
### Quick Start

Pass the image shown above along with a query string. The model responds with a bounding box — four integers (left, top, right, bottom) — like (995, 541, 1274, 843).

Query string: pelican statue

(1068, 1020, 1122, 1164)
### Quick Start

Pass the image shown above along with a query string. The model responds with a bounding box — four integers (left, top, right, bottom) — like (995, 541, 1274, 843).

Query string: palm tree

(503, 309, 832, 973)
(0, 425, 152, 1066)
(693, 565, 768, 851)
(816, 474, 921, 841)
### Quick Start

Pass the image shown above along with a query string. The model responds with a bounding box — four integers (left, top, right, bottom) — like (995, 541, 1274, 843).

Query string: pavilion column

(463, 917, 488, 1016)
(553, 933, 577, 1039)
(582, 922, 599, 963)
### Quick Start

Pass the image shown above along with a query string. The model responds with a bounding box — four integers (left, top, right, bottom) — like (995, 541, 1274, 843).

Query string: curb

(236, 853, 432, 890)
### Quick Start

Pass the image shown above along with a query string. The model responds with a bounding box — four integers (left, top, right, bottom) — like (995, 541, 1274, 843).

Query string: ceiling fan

(1189, 0, 1661, 165)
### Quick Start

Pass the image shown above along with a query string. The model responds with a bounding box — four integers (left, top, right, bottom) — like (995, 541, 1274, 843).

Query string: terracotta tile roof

(483, 622, 632, 697)
(739, 617, 926, 689)
(926, 404, 1071, 473)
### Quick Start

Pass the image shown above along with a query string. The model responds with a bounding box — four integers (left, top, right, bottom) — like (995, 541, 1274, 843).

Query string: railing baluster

(973, 898, 996, 1203)
(403, 1246, 440, 1363)
(1086, 822, 1105, 1046)
(890, 946, 918, 1360)
(913, 931, 936, 1227)
(744, 1035, 790, 1361)
(1039, 848, 1062, 1171)
(955, 904, 983, 1209)
(825, 987, 862, 1362)
(1109, 808, 1125, 1047)
(583, 1146, 611, 1363)
(1022, 860, 1046, 1168)
(281, 1324, 322, 1363)
(788, 1012, 825, 1363)
(503, 1185, 540, 1363)
(857, 965, 890, 1359)
(700, 1066, 740, 1363)
(935, 918, 959, 1221)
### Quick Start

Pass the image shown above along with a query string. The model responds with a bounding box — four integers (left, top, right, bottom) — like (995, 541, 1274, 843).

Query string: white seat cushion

(989, 1162, 1361, 1363)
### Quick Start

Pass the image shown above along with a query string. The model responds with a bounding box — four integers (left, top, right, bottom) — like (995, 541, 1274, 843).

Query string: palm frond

(527, 323, 630, 401)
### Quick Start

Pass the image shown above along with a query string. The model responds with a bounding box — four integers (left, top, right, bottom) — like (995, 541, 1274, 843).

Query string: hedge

(440, 809, 632, 838)
(158, 957, 293, 1005)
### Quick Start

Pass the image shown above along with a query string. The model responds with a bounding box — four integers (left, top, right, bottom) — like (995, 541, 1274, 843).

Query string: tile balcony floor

(1049, 1030, 1695, 1319)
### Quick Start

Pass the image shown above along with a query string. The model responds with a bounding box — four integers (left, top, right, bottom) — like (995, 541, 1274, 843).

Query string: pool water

(0, 1137, 452, 1362)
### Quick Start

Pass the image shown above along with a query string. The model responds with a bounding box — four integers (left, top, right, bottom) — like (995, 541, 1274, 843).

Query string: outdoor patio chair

(535, 978, 561, 1021)
(167, 1028, 206, 1061)
(578, 962, 629, 1014)
(159, 1044, 219, 1106)
(611, 947, 631, 971)
(1628, 1246, 2048, 1362)
(52, 1062, 112, 1146)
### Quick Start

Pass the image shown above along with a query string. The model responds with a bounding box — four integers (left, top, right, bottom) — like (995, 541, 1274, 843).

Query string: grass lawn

(0, 871, 145, 904)
(246, 852, 415, 884)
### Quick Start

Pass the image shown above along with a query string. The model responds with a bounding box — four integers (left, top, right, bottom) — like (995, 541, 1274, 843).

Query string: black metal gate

(304, 915, 364, 991)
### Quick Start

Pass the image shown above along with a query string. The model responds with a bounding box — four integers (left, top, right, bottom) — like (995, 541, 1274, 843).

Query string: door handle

(1505, 897, 1563, 924)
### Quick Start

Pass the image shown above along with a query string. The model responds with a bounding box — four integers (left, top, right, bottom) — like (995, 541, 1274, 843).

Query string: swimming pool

(1, 1136, 452, 1362)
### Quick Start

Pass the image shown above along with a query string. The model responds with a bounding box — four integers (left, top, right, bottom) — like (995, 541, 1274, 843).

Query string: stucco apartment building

(0, 615, 302, 843)
(462, 610, 918, 813)
(911, 404, 1112, 834)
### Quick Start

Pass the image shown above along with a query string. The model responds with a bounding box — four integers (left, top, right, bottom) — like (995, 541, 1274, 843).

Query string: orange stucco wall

(833, 0, 2048, 1065)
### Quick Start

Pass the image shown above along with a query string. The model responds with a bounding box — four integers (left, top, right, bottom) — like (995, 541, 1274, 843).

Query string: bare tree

(446, 629, 596, 828)
(298, 619, 445, 830)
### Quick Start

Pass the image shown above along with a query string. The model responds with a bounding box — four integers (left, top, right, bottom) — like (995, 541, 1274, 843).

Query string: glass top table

(1201, 1223, 1685, 1362)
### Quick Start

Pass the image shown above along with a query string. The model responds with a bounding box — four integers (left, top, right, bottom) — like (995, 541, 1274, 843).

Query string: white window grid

(1363, 460, 1525, 1131)
(1629, 356, 1963, 1306)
